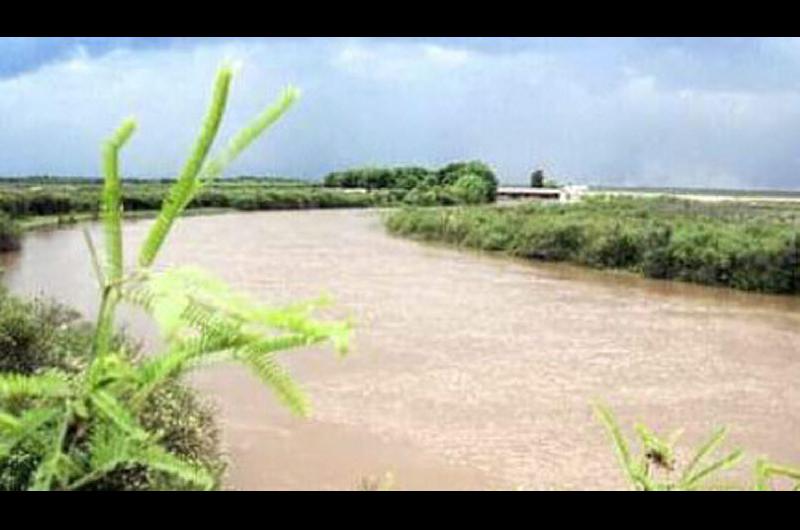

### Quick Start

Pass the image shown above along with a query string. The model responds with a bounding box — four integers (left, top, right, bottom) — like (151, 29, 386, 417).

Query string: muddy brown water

(2, 209, 799, 490)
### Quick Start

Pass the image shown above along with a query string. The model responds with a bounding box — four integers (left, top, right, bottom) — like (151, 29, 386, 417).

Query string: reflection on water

(2, 209, 800, 490)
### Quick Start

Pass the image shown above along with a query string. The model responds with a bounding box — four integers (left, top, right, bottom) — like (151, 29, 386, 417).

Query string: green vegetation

(0, 64, 350, 490)
(0, 178, 377, 221)
(594, 403, 800, 491)
(384, 195, 800, 294)
(0, 290, 224, 490)
(0, 212, 21, 251)
(0, 160, 499, 247)
(594, 403, 742, 490)
(323, 161, 498, 203)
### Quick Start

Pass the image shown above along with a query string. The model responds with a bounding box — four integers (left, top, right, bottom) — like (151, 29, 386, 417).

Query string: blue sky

(2, 37, 800, 188)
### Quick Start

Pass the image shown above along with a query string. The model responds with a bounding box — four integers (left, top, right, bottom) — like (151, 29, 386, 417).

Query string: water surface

(2, 209, 799, 490)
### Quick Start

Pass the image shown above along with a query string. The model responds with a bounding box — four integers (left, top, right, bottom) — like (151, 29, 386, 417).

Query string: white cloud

(332, 40, 472, 82)
(422, 44, 471, 66)
(2, 37, 800, 189)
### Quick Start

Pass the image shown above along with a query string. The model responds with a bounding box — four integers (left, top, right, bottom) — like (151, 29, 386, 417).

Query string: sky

(2, 37, 800, 189)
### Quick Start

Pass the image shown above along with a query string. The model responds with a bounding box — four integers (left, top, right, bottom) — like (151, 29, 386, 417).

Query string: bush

(0, 212, 21, 252)
(0, 289, 225, 490)
(449, 173, 494, 205)
(384, 196, 800, 294)
(436, 161, 498, 201)
(323, 161, 499, 204)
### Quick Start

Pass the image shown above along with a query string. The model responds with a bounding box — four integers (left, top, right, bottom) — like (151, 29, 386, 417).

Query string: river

(2, 208, 799, 490)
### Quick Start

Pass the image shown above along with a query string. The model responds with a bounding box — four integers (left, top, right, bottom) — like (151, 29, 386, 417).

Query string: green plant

(0, 64, 350, 490)
(323, 161, 498, 205)
(449, 173, 493, 205)
(593, 403, 743, 490)
(0, 289, 224, 490)
(755, 459, 800, 491)
(0, 212, 21, 252)
(384, 196, 800, 294)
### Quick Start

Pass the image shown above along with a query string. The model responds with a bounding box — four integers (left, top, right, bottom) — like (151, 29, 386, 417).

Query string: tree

(530, 169, 544, 188)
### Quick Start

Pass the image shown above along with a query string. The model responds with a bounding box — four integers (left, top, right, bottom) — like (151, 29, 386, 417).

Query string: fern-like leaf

(196, 85, 299, 186)
(82, 423, 214, 490)
(28, 410, 72, 491)
(131, 442, 215, 490)
(754, 458, 800, 491)
(679, 426, 728, 484)
(137, 66, 232, 268)
(0, 406, 62, 459)
(90, 390, 149, 442)
(681, 449, 743, 490)
(594, 403, 632, 470)
(239, 350, 311, 417)
(0, 372, 72, 399)
(101, 118, 137, 282)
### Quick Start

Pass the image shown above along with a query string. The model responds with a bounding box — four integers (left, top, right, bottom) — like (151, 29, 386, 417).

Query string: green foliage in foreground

(594, 403, 800, 491)
(0, 290, 223, 490)
(0, 64, 350, 490)
(384, 195, 800, 294)
(593, 403, 742, 490)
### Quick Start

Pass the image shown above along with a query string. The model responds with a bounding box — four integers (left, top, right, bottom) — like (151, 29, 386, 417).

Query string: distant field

(0, 176, 381, 228)
(0, 175, 315, 186)
(0, 163, 501, 230)
(589, 185, 800, 201)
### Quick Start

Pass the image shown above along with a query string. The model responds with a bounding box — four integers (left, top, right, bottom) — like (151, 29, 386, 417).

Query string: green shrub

(449, 173, 494, 205)
(384, 196, 800, 294)
(323, 160, 498, 205)
(0, 212, 21, 252)
(0, 289, 223, 490)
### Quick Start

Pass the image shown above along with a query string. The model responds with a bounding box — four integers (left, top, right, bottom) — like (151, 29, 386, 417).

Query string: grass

(0, 178, 380, 220)
(0, 161, 499, 243)
(384, 195, 800, 294)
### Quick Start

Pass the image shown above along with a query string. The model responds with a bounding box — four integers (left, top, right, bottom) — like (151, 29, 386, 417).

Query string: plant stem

(92, 286, 116, 359)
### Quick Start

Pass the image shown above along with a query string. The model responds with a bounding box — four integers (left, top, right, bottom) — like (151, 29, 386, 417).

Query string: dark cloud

(2, 37, 800, 189)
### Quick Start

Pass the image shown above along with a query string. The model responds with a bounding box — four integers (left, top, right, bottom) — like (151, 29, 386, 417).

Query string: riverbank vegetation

(0, 64, 351, 490)
(0, 178, 374, 219)
(0, 162, 498, 223)
(0, 213, 21, 251)
(323, 161, 497, 195)
(0, 160, 499, 246)
(385, 195, 800, 294)
(323, 161, 498, 206)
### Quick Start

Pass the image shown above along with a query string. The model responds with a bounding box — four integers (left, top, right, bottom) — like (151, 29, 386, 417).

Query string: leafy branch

(0, 64, 350, 490)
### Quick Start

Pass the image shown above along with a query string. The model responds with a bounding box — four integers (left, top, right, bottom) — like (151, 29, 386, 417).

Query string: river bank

(385, 195, 800, 295)
(2, 208, 798, 489)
